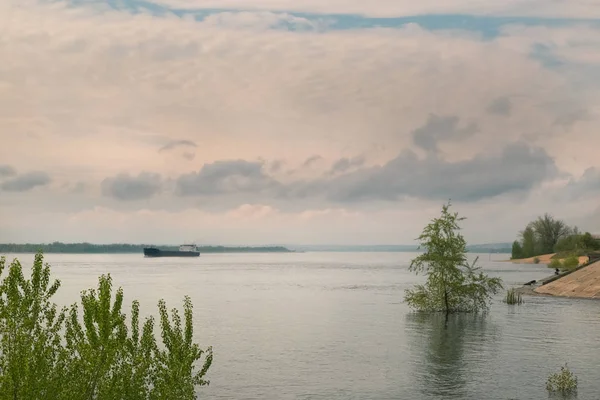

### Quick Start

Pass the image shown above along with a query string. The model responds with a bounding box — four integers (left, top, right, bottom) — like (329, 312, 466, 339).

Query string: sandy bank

(534, 260, 600, 299)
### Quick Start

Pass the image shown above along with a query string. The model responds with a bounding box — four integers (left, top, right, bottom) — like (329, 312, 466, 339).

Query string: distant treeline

(0, 242, 294, 254)
(511, 213, 600, 259)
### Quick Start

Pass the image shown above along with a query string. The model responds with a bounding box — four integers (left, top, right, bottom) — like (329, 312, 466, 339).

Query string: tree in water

(404, 202, 503, 314)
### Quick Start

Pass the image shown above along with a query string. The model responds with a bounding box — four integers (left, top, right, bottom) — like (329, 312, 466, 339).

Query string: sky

(1, 0, 600, 246)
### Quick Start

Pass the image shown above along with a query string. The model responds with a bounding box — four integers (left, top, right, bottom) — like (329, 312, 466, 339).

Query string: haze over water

(5, 251, 600, 400)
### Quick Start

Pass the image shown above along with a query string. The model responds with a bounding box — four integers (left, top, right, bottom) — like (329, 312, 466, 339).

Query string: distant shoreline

(0, 243, 294, 254)
(0, 242, 512, 255)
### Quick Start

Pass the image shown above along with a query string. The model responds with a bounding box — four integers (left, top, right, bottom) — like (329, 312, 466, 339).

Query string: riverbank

(534, 260, 600, 299)
(509, 253, 589, 265)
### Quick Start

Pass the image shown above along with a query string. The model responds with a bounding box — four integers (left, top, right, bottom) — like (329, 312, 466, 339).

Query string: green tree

(404, 202, 503, 314)
(582, 232, 600, 250)
(554, 234, 582, 253)
(0, 253, 213, 400)
(530, 214, 572, 254)
(519, 225, 537, 258)
(511, 240, 524, 260)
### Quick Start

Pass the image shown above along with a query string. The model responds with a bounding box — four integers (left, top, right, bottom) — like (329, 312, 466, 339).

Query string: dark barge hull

(143, 248, 200, 257)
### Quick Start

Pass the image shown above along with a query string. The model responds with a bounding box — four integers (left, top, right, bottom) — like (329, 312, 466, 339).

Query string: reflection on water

(406, 313, 498, 399)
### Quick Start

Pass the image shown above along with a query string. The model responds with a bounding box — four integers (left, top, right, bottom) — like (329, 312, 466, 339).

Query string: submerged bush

(504, 288, 523, 305)
(546, 363, 578, 396)
(0, 252, 212, 400)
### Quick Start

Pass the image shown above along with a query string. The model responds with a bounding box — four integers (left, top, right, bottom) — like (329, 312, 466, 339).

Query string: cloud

(269, 159, 285, 173)
(200, 11, 325, 31)
(566, 167, 600, 197)
(486, 97, 512, 116)
(0, 165, 16, 178)
(412, 114, 478, 153)
(325, 142, 558, 202)
(170, 142, 557, 204)
(101, 172, 163, 201)
(329, 155, 365, 175)
(0, 2, 600, 245)
(176, 160, 280, 196)
(158, 139, 198, 152)
(71, 182, 87, 194)
(0, 172, 51, 192)
(303, 155, 323, 168)
(149, 0, 600, 18)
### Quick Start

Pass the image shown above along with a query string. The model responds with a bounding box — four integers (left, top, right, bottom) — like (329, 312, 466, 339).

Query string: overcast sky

(1, 0, 599, 246)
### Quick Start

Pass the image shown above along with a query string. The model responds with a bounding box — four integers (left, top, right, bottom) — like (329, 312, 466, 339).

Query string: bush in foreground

(0, 252, 212, 400)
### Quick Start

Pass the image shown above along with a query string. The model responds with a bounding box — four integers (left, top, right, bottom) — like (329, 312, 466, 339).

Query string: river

(3, 251, 599, 400)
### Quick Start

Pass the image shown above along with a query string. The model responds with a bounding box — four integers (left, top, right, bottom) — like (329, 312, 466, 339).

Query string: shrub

(546, 363, 578, 396)
(0, 253, 213, 400)
(549, 259, 562, 269)
(533, 257, 540, 264)
(562, 256, 580, 270)
(504, 288, 523, 305)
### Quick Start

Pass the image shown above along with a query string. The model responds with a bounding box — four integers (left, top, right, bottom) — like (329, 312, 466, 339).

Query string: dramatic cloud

(325, 143, 557, 203)
(412, 115, 478, 154)
(329, 156, 365, 175)
(0, 165, 16, 178)
(487, 97, 512, 116)
(158, 140, 198, 152)
(176, 160, 280, 196)
(269, 160, 285, 173)
(303, 156, 323, 168)
(169, 142, 557, 204)
(0, 1, 599, 244)
(566, 167, 600, 197)
(0, 172, 51, 192)
(101, 172, 163, 201)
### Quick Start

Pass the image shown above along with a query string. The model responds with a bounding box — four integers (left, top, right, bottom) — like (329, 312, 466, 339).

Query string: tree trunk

(444, 289, 450, 327)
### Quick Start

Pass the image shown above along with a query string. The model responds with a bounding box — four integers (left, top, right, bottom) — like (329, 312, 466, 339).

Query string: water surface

(3, 252, 599, 400)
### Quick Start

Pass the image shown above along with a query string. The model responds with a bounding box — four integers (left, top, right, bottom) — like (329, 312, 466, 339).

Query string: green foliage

(512, 214, 574, 259)
(555, 231, 600, 254)
(549, 259, 562, 269)
(552, 249, 587, 260)
(555, 235, 584, 253)
(546, 364, 578, 396)
(511, 241, 524, 260)
(533, 257, 540, 264)
(404, 202, 503, 314)
(562, 256, 580, 270)
(520, 225, 538, 259)
(531, 214, 572, 254)
(582, 232, 600, 250)
(0, 253, 212, 400)
(504, 289, 523, 305)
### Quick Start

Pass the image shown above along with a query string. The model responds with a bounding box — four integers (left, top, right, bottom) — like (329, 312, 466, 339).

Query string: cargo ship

(143, 244, 200, 257)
